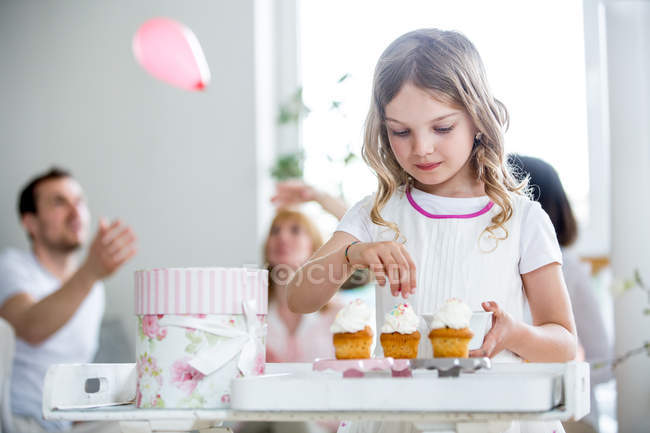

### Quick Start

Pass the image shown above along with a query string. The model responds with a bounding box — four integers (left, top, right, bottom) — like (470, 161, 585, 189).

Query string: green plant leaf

(277, 87, 310, 125)
(343, 152, 357, 165)
(634, 269, 644, 288)
(337, 73, 350, 83)
(270, 151, 304, 181)
(277, 107, 296, 125)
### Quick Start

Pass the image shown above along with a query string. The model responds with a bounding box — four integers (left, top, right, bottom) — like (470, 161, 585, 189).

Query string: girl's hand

(469, 301, 521, 358)
(346, 241, 416, 298)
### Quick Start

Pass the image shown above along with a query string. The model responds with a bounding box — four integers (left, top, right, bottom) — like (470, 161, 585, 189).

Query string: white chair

(0, 317, 15, 433)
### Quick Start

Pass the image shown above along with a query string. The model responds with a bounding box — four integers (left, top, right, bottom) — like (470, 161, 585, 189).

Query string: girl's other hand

(346, 241, 416, 299)
(469, 301, 521, 359)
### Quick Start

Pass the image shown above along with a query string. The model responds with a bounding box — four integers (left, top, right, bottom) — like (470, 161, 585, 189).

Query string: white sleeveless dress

(335, 186, 565, 433)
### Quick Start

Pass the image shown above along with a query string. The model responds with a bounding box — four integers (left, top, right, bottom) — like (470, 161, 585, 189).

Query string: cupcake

(428, 298, 474, 358)
(330, 299, 374, 359)
(380, 303, 421, 359)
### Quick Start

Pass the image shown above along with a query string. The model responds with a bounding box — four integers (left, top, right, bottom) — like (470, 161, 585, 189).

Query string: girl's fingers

(482, 301, 501, 316)
(471, 302, 512, 359)
(368, 258, 388, 287)
(469, 332, 494, 357)
(400, 245, 417, 296)
(470, 331, 497, 358)
(377, 253, 399, 296)
(391, 250, 412, 298)
(482, 332, 498, 357)
(373, 268, 387, 287)
(482, 300, 498, 310)
(363, 242, 417, 298)
(469, 348, 487, 358)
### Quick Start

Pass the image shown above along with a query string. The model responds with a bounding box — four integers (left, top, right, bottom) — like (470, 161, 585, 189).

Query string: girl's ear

(473, 132, 483, 146)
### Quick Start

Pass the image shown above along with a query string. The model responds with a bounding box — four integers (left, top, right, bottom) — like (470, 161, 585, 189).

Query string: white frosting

(381, 303, 419, 334)
(430, 298, 472, 329)
(330, 299, 373, 334)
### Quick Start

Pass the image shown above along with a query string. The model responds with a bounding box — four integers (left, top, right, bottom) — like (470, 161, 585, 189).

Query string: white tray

(231, 363, 570, 412)
(42, 362, 590, 431)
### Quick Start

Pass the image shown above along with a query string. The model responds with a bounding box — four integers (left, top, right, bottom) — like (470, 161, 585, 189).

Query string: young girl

(287, 28, 576, 433)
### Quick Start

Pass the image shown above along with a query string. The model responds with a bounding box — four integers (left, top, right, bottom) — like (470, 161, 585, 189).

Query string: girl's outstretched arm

(470, 262, 577, 362)
(287, 231, 357, 314)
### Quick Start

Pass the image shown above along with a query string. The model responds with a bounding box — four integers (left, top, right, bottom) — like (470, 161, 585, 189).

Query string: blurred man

(0, 168, 136, 432)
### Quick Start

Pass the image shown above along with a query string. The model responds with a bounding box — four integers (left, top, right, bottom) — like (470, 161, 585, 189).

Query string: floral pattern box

(134, 267, 268, 408)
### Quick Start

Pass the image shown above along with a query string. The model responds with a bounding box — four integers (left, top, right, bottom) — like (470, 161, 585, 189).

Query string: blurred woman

(235, 181, 358, 433)
(263, 207, 344, 362)
(510, 155, 613, 433)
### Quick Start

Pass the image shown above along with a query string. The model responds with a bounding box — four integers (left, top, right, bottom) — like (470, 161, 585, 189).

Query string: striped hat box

(134, 267, 268, 315)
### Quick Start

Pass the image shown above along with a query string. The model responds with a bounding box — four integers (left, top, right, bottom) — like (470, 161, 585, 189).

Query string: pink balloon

(133, 18, 210, 91)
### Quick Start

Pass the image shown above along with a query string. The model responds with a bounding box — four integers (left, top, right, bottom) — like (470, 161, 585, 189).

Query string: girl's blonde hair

(362, 28, 527, 242)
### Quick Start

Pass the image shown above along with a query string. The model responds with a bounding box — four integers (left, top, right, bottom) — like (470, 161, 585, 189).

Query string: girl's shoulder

(507, 190, 534, 207)
(336, 193, 377, 243)
(504, 191, 544, 222)
(343, 193, 376, 221)
(344, 188, 406, 216)
(337, 190, 405, 243)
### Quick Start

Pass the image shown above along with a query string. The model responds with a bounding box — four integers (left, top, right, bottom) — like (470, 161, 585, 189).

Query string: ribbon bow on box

(159, 299, 266, 376)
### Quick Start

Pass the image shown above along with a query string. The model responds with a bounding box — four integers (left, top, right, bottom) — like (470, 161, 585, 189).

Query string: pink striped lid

(134, 268, 268, 315)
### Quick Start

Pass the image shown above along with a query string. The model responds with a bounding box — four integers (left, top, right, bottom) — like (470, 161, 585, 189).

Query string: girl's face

(384, 82, 482, 196)
(266, 219, 314, 270)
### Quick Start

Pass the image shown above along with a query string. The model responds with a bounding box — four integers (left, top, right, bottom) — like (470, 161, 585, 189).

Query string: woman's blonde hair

(263, 209, 324, 299)
(363, 28, 527, 243)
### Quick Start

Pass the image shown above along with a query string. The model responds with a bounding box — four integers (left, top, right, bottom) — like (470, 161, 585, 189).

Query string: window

(299, 0, 591, 245)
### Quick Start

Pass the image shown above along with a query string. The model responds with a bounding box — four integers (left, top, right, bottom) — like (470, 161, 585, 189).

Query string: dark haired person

(510, 155, 612, 433)
(0, 168, 136, 432)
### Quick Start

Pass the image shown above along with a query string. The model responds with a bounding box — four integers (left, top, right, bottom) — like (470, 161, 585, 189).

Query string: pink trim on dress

(406, 187, 494, 219)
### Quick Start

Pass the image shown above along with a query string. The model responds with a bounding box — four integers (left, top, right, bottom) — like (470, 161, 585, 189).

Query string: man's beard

(42, 236, 83, 254)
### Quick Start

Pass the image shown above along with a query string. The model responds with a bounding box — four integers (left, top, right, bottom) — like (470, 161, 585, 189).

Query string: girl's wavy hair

(362, 28, 528, 243)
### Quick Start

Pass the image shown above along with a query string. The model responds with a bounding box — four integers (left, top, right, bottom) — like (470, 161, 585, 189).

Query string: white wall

(603, 1, 650, 432)
(0, 1, 275, 356)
